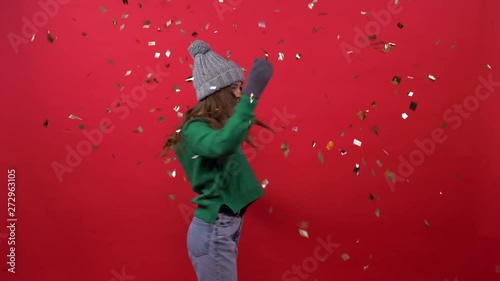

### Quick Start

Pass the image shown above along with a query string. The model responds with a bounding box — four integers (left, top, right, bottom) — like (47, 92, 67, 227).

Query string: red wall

(1, 0, 499, 280)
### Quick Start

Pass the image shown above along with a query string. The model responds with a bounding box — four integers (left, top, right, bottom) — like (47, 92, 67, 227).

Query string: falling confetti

(167, 169, 176, 177)
(485, 64, 492, 69)
(376, 160, 383, 167)
(148, 41, 156, 46)
(326, 141, 334, 150)
(372, 126, 379, 136)
(428, 75, 436, 82)
(340, 130, 345, 137)
(295, 54, 301, 60)
(375, 209, 381, 217)
(158, 116, 165, 123)
(261, 179, 269, 188)
(409, 101, 418, 111)
(292, 126, 298, 132)
(298, 220, 309, 229)
(78, 124, 85, 130)
(43, 119, 49, 127)
(136, 161, 142, 166)
(281, 142, 290, 158)
(308, 0, 318, 9)
(353, 139, 362, 147)
(168, 194, 175, 200)
(368, 34, 377, 41)
(397, 22, 404, 29)
(143, 20, 151, 28)
(100, 6, 107, 12)
(299, 229, 309, 238)
(392, 76, 402, 85)
(361, 11, 368, 15)
(278, 52, 285, 61)
(185, 76, 194, 82)
(363, 265, 369, 271)
(424, 219, 431, 228)
(407, 91, 414, 97)
(357, 111, 367, 120)
(155, 52, 160, 59)
(121, 14, 129, 18)
(369, 194, 375, 201)
(341, 253, 351, 261)
(137, 126, 144, 133)
(385, 170, 396, 182)
(340, 149, 347, 156)
(383, 42, 396, 53)
(402, 113, 409, 119)
(371, 101, 378, 109)
(353, 164, 360, 175)
(68, 114, 82, 120)
(173, 85, 180, 93)
(311, 141, 316, 148)
(47, 31, 55, 43)
(362, 158, 367, 166)
(258, 21, 266, 28)
(119, 24, 125, 31)
(125, 70, 132, 76)
(81, 32, 87, 37)
(318, 151, 325, 164)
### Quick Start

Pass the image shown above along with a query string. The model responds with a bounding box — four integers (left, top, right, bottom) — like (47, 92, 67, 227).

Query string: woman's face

(231, 82, 243, 101)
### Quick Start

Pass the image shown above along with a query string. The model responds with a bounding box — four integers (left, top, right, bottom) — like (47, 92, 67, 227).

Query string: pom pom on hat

(188, 40, 212, 58)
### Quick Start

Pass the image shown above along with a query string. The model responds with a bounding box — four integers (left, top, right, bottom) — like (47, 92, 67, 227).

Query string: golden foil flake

(340, 130, 345, 137)
(340, 149, 347, 156)
(385, 170, 396, 182)
(143, 20, 151, 28)
(392, 76, 402, 85)
(281, 142, 290, 158)
(31, 34, 35, 42)
(186, 76, 194, 82)
(173, 85, 180, 93)
(106, 108, 111, 113)
(361, 11, 368, 15)
(177, 112, 183, 118)
(353, 164, 360, 175)
(154, 52, 160, 59)
(258, 21, 266, 28)
(158, 116, 165, 123)
(165, 20, 172, 28)
(312, 141, 316, 147)
(368, 34, 377, 41)
(369, 194, 375, 200)
(125, 70, 132, 76)
(168, 194, 175, 200)
(167, 169, 176, 177)
(409, 101, 418, 111)
(361, 158, 367, 166)
(298, 220, 309, 230)
(261, 179, 269, 188)
(318, 151, 325, 164)
(375, 209, 380, 217)
(148, 41, 156, 46)
(371, 169, 376, 176)
(262, 49, 269, 58)
(372, 125, 379, 136)
(424, 219, 431, 228)
(100, 6, 107, 12)
(308, 0, 318, 9)
(47, 31, 55, 43)
(397, 22, 404, 29)
(121, 14, 129, 18)
(78, 124, 85, 130)
(191, 155, 199, 159)
(326, 141, 334, 150)
(108, 59, 115, 65)
(278, 52, 284, 61)
(119, 24, 125, 31)
(68, 114, 83, 120)
(485, 64, 492, 69)
(376, 160, 383, 167)
(179, 57, 184, 64)
(165, 50, 171, 57)
(357, 111, 367, 120)
(407, 91, 414, 96)
(394, 0, 399, 3)
(341, 253, 351, 261)
(353, 139, 362, 147)
(292, 126, 298, 132)
(299, 229, 309, 238)
(383, 149, 389, 156)
(384, 42, 396, 53)
(113, 19, 117, 26)
(295, 53, 301, 60)
(175, 20, 182, 26)
(371, 101, 378, 109)
(402, 113, 409, 119)
(137, 126, 144, 133)
(428, 74, 436, 81)
(226, 50, 231, 58)
(43, 119, 49, 127)
(180, 29, 186, 35)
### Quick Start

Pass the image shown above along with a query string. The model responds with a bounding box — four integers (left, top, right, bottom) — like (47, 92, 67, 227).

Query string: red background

(1, 0, 499, 280)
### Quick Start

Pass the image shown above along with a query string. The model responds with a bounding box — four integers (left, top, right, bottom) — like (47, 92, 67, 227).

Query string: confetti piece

(298, 220, 309, 229)
(402, 113, 409, 119)
(428, 75, 436, 82)
(177, 112, 184, 118)
(318, 151, 325, 164)
(368, 34, 377, 41)
(81, 32, 87, 37)
(154, 52, 160, 59)
(269, 207, 274, 214)
(143, 20, 151, 28)
(106, 108, 111, 113)
(369, 194, 375, 200)
(175, 20, 182, 26)
(185, 76, 194, 82)
(136, 161, 142, 166)
(43, 119, 49, 127)
(361, 11, 368, 15)
(407, 91, 414, 97)
(363, 265, 369, 271)
(337, 34, 340, 40)
(261, 179, 269, 188)
(295, 54, 301, 60)
(357, 111, 367, 120)
(326, 141, 334, 150)
(485, 64, 492, 69)
(291, 126, 298, 132)
(353, 139, 362, 147)
(340, 149, 347, 156)
(120, 24, 125, 31)
(167, 169, 176, 177)
(383, 42, 396, 53)
(168, 194, 175, 200)
(362, 158, 367, 166)
(137, 126, 143, 133)
(385, 170, 396, 182)
(278, 52, 285, 61)
(173, 85, 180, 93)
(299, 229, 309, 238)
(392, 76, 402, 85)
(308, 0, 318, 9)
(341, 253, 351, 261)
(121, 14, 129, 18)
(165, 20, 172, 28)
(100, 6, 107, 12)
(125, 70, 132, 76)
(372, 126, 379, 136)
(47, 31, 55, 43)
(371, 169, 376, 176)
(353, 164, 360, 175)
(281, 142, 290, 158)
(68, 114, 82, 120)
(148, 41, 156, 46)
(191, 155, 199, 159)
(158, 116, 165, 123)
(371, 101, 378, 109)
(376, 160, 383, 167)
(409, 101, 418, 111)
(78, 124, 85, 130)
(92, 145, 98, 151)
(375, 209, 380, 217)
(258, 21, 266, 28)
(31, 34, 35, 41)
(340, 130, 345, 137)
(424, 219, 431, 228)
(312, 141, 316, 148)
(226, 50, 231, 58)
(397, 22, 404, 29)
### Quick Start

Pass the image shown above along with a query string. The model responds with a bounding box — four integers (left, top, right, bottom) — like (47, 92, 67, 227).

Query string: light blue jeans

(187, 213, 244, 281)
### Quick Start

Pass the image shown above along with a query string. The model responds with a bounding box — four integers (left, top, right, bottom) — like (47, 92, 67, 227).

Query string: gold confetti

(353, 164, 360, 175)
(371, 101, 378, 109)
(100, 6, 107, 12)
(148, 41, 156, 46)
(154, 52, 160, 59)
(340, 130, 345, 137)
(47, 31, 55, 43)
(357, 111, 367, 120)
(106, 108, 111, 113)
(340, 149, 347, 156)
(281, 142, 290, 158)
(383, 149, 389, 155)
(173, 106, 181, 112)
(119, 24, 125, 31)
(295, 53, 301, 60)
(375, 209, 380, 217)
(125, 70, 132, 76)
(158, 116, 165, 123)
(376, 160, 383, 167)
(428, 74, 436, 82)
(121, 14, 129, 18)
(397, 22, 404, 29)
(78, 124, 85, 130)
(392, 76, 402, 85)
(326, 141, 334, 150)
(299, 229, 309, 238)
(143, 20, 151, 28)
(137, 126, 144, 133)
(186, 76, 194, 82)
(298, 220, 309, 229)
(383, 42, 396, 53)
(485, 64, 492, 69)
(341, 253, 351, 261)
(308, 0, 318, 9)
(353, 139, 362, 147)
(385, 170, 396, 182)
(165, 20, 172, 28)
(318, 151, 325, 164)
(278, 52, 284, 61)
(292, 126, 298, 132)
(402, 113, 409, 119)
(175, 20, 182, 26)
(312, 141, 316, 148)
(68, 114, 83, 120)
(43, 119, 49, 127)
(409, 101, 418, 111)
(173, 85, 180, 93)
(258, 21, 266, 28)
(361, 11, 368, 15)
(261, 179, 269, 188)
(424, 219, 431, 228)
(167, 169, 176, 177)
(407, 91, 414, 96)
(226, 50, 231, 58)
(372, 125, 378, 136)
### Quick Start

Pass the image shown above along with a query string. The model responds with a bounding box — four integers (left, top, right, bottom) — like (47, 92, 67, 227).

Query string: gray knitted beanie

(188, 40, 245, 101)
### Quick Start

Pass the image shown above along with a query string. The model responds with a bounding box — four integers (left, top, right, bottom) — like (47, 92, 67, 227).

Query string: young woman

(161, 40, 274, 280)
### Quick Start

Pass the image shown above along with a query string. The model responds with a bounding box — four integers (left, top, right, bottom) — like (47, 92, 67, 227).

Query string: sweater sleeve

(183, 94, 258, 158)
